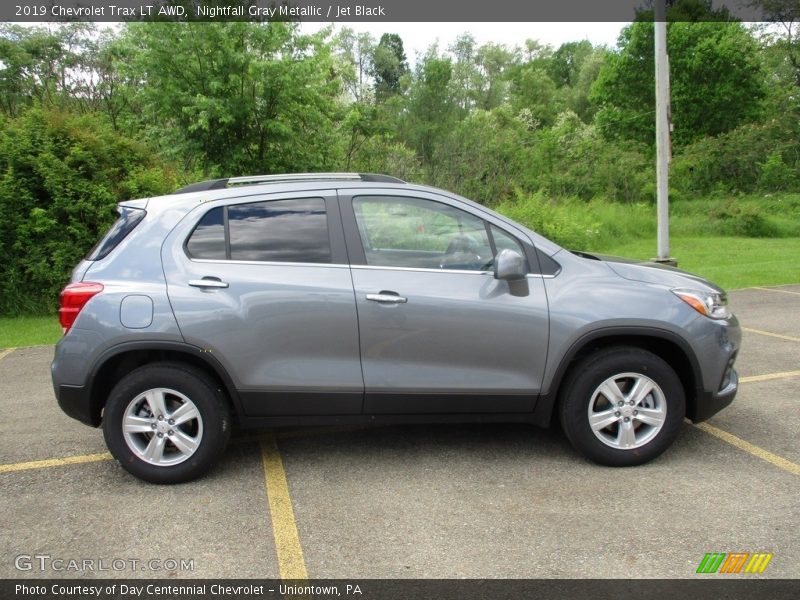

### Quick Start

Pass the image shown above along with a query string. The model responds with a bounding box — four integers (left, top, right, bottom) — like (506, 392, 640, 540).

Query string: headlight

(672, 288, 731, 320)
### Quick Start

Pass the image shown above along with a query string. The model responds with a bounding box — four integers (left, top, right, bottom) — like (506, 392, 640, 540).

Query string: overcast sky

(301, 22, 628, 61)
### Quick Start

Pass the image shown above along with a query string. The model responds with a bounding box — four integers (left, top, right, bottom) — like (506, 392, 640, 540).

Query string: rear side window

(186, 198, 331, 264)
(87, 206, 146, 261)
(186, 207, 226, 259)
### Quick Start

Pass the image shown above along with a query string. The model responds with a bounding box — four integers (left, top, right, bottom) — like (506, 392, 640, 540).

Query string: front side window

(491, 225, 527, 259)
(353, 196, 493, 271)
(185, 198, 331, 264)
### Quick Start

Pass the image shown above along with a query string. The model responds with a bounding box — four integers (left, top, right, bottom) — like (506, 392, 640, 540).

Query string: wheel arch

(532, 327, 702, 428)
(86, 341, 243, 427)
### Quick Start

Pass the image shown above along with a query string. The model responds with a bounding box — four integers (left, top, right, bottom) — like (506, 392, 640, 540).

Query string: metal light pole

(653, 0, 676, 266)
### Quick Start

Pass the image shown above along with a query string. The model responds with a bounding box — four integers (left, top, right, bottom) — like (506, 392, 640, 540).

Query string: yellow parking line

(740, 370, 800, 384)
(260, 432, 308, 580)
(0, 427, 367, 477)
(743, 327, 800, 343)
(753, 286, 800, 296)
(0, 348, 16, 360)
(0, 452, 112, 474)
(693, 422, 800, 476)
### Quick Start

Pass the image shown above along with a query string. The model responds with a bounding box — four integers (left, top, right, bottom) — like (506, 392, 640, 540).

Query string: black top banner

(2, 0, 775, 23)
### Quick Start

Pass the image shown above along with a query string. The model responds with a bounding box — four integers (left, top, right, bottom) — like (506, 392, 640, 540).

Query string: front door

(340, 191, 550, 414)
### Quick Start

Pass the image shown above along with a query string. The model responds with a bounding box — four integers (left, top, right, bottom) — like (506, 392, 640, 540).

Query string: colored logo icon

(696, 552, 773, 574)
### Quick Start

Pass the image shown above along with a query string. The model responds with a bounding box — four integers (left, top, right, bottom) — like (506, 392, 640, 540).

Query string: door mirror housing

(494, 249, 526, 281)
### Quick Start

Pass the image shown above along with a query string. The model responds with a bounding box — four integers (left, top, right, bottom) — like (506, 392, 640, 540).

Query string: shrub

(758, 151, 796, 192)
(347, 136, 423, 184)
(0, 107, 177, 315)
(707, 201, 778, 238)
(672, 119, 800, 195)
(496, 191, 602, 249)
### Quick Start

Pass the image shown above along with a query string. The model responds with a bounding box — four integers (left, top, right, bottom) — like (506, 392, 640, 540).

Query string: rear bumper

(55, 383, 101, 427)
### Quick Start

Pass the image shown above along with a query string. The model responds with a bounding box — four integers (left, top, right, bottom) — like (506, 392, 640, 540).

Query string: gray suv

(52, 173, 740, 483)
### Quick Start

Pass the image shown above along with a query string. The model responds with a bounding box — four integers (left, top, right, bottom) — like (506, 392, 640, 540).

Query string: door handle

(189, 277, 229, 289)
(366, 292, 407, 304)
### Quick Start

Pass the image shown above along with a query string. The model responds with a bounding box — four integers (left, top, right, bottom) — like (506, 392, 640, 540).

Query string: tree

(550, 40, 594, 88)
(119, 21, 343, 175)
(447, 36, 517, 112)
(404, 50, 456, 170)
(448, 33, 479, 112)
(754, 0, 800, 89)
(591, 18, 765, 147)
(0, 23, 98, 116)
(472, 43, 517, 110)
(373, 33, 409, 99)
(333, 28, 375, 102)
(508, 62, 560, 129)
(560, 46, 607, 123)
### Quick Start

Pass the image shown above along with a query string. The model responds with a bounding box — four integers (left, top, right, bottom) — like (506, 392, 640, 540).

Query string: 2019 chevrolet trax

(51, 173, 740, 483)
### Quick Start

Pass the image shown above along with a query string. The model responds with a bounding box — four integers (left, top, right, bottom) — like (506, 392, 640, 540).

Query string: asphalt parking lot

(0, 285, 798, 580)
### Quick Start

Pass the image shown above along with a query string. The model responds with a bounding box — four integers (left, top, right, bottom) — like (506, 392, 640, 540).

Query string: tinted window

(228, 198, 331, 263)
(353, 196, 492, 271)
(186, 207, 226, 260)
(87, 206, 146, 261)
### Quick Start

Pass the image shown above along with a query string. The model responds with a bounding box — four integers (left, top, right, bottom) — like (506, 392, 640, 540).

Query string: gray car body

(52, 180, 741, 429)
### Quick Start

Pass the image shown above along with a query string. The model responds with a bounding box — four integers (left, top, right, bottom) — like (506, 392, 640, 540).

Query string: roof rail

(172, 173, 405, 195)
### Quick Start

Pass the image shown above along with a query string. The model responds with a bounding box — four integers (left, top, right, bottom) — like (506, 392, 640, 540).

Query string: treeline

(1, 0, 800, 313)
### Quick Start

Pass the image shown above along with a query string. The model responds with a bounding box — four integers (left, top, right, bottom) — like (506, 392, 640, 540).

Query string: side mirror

(494, 249, 526, 281)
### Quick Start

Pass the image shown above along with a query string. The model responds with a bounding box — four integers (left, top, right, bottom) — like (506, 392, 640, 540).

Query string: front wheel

(103, 362, 231, 484)
(559, 347, 685, 467)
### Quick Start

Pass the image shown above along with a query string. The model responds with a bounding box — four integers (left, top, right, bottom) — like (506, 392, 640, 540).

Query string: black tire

(103, 362, 231, 484)
(558, 347, 685, 467)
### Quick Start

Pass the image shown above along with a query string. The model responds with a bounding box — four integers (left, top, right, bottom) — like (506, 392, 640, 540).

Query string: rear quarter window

(87, 206, 146, 261)
(186, 206, 226, 260)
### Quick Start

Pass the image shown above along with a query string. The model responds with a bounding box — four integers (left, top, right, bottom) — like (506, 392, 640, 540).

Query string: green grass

(496, 192, 800, 290)
(596, 236, 800, 290)
(0, 315, 61, 349)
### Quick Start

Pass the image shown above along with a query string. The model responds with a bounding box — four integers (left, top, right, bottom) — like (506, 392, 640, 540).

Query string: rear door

(161, 191, 363, 417)
(339, 189, 550, 414)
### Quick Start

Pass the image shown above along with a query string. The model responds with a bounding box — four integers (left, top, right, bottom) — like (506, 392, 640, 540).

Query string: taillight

(59, 282, 104, 334)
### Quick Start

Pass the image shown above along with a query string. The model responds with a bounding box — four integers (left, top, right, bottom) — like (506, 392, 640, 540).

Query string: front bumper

(685, 311, 741, 423)
(689, 367, 738, 422)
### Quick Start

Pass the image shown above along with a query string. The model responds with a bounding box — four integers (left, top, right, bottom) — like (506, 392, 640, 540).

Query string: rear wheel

(103, 363, 230, 483)
(559, 347, 685, 466)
